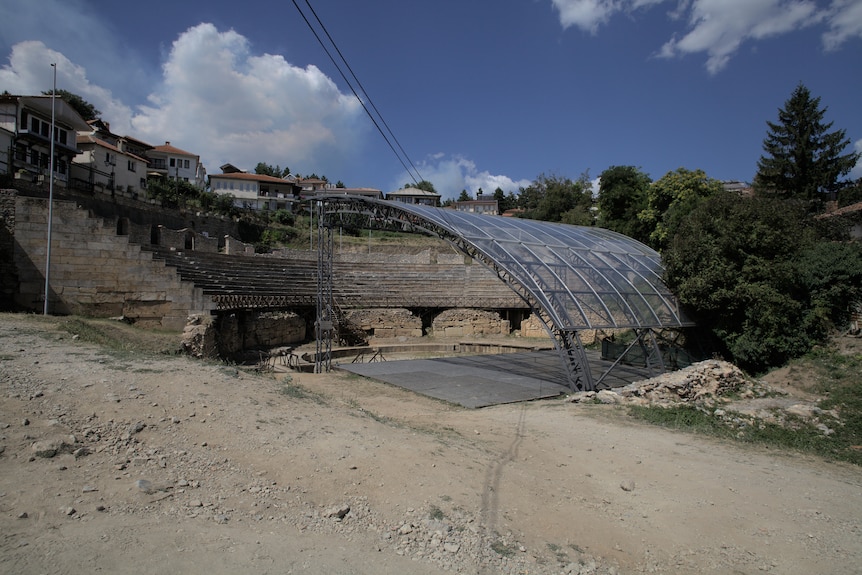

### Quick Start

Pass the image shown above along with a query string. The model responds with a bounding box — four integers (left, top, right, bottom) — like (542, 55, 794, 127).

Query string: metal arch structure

(314, 195, 694, 391)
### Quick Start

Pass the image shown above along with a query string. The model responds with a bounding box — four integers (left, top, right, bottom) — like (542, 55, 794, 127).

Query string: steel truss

(313, 196, 693, 390)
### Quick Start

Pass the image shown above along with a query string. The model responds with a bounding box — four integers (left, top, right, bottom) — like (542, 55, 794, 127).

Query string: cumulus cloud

(395, 155, 532, 201)
(130, 23, 365, 175)
(822, 0, 862, 50)
(550, 0, 862, 73)
(659, 0, 821, 74)
(0, 41, 134, 129)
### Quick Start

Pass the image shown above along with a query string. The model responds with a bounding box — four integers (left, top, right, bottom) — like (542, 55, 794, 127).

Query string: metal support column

(314, 201, 334, 373)
(554, 329, 594, 392)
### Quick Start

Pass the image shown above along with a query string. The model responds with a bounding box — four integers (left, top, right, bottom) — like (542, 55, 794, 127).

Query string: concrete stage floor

(338, 349, 654, 408)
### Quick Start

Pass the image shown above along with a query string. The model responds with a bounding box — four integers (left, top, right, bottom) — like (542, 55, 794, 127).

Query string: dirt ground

(1, 313, 860, 574)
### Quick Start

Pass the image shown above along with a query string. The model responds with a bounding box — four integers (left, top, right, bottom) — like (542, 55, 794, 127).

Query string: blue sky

(1, 0, 860, 200)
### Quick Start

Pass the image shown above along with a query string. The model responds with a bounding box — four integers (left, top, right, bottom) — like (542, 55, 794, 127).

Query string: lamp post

(43, 63, 57, 315)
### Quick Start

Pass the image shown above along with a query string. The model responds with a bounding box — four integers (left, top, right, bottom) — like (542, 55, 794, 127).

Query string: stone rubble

(569, 359, 842, 436)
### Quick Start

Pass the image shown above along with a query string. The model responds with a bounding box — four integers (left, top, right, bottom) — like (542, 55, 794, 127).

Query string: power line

(291, 0, 423, 185)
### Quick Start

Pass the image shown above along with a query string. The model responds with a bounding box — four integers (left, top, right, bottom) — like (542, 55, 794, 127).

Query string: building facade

(0, 95, 90, 188)
(147, 141, 206, 189)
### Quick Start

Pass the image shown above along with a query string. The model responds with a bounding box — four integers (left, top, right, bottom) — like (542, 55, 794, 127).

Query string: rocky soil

(1, 313, 861, 574)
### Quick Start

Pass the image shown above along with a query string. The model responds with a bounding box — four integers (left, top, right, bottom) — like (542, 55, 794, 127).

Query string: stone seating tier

(143, 246, 527, 310)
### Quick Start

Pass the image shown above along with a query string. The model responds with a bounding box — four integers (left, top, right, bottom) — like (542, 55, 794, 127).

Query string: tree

(407, 180, 437, 193)
(457, 190, 472, 202)
(639, 167, 723, 252)
(254, 162, 288, 178)
(663, 193, 815, 372)
(597, 166, 651, 243)
(754, 84, 860, 205)
(493, 187, 516, 213)
(518, 172, 594, 224)
(42, 89, 100, 121)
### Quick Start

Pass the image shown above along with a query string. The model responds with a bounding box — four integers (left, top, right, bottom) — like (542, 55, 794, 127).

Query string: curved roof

(322, 197, 692, 331)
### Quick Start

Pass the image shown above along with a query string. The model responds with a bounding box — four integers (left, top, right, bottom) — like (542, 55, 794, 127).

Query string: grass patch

(490, 540, 518, 558)
(627, 341, 862, 466)
(276, 380, 327, 405)
(58, 317, 181, 355)
(428, 505, 445, 520)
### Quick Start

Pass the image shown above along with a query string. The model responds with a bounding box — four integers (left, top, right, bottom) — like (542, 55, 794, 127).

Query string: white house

(146, 141, 206, 189)
(0, 94, 90, 187)
(210, 170, 300, 211)
(72, 134, 148, 197)
(386, 187, 441, 206)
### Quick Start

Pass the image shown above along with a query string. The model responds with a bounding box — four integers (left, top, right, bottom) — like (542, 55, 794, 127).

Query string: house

(146, 141, 206, 189)
(816, 200, 862, 240)
(72, 134, 148, 197)
(210, 169, 301, 212)
(0, 94, 90, 187)
(386, 187, 441, 206)
(452, 198, 499, 215)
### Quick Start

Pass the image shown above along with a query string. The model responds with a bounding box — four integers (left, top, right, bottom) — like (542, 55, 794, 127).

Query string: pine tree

(755, 84, 859, 205)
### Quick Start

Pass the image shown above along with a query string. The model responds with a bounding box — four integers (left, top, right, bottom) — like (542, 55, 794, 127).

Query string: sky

(1, 0, 860, 200)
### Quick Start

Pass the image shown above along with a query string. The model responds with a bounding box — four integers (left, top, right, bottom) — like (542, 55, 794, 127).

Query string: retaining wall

(11, 195, 214, 329)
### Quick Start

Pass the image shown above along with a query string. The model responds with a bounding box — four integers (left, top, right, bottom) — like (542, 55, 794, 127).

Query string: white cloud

(0, 41, 134, 129)
(130, 23, 365, 175)
(659, 0, 820, 74)
(822, 0, 862, 50)
(395, 155, 532, 200)
(551, 0, 861, 74)
(551, 0, 620, 33)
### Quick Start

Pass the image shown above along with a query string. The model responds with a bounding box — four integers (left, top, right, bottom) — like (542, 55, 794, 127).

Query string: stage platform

(338, 349, 653, 408)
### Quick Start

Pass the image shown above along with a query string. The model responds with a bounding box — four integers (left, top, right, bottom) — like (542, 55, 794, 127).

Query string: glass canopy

(317, 196, 694, 391)
(385, 202, 691, 331)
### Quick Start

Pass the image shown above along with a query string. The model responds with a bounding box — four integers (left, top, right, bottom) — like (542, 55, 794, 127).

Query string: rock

(188, 499, 203, 508)
(31, 439, 64, 458)
(17, 511, 28, 519)
(596, 390, 620, 404)
(63, 507, 76, 516)
(130, 421, 146, 434)
(82, 485, 98, 493)
(620, 480, 636, 492)
(443, 542, 461, 553)
(135, 479, 155, 494)
(398, 523, 414, 535)
(325, 505, 351, 520)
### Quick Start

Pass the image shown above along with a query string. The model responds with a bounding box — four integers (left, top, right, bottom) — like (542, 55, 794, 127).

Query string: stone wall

(0, 190, 18, 310)
(12, 196, 214, 329)
(182, 311, 307, 359)
(430, 308, 510, 337)
(344, 308, 423, 339)
(155, 226, 219, 253)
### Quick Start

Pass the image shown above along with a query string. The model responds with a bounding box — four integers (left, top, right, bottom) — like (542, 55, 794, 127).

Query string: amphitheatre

(1, 184, 861, 574)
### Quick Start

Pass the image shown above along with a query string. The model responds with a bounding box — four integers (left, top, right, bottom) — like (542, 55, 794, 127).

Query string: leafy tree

(837, 178, 862, 207)
(754, 84, 860, 205)
(597, 165, 651, 243)
(664, 192, 815, 371)
(42, 89, 100, 121)
(517, 173, 594, 224)
(493, 187, 516, 213)
(254, 162, 288, 178)
(408, 180, 437, 193)
(639, 167, 723, 252)
(457, 190, 472, 202)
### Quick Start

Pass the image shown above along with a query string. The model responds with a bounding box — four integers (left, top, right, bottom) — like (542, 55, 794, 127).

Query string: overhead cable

(292, 0, 423, 185)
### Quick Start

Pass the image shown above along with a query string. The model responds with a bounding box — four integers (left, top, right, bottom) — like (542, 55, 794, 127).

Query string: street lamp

(43, 62, 56, 315)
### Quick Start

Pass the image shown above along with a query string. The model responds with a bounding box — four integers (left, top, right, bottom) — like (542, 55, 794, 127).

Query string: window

(169, 158, 176, 168)
(183, 159, 190, 169)
(128, 160, 136, 172)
